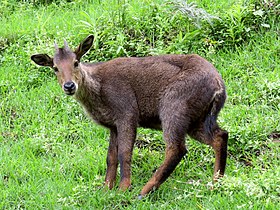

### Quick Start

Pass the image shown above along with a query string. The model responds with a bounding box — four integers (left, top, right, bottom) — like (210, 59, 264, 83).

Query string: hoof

(138, 194, 144, 200)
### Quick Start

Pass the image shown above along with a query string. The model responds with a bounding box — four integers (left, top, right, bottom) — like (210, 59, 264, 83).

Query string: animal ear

(31, 54, 53, 67)
(74, 35, 94, 61)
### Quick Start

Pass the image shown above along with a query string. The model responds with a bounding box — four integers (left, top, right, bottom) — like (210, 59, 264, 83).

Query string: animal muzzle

(63, 81, 77, 95)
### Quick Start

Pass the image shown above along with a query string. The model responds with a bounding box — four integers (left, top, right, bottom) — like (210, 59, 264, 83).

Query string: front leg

(105, 128, 118, 189)
(117, 120, 137, 190)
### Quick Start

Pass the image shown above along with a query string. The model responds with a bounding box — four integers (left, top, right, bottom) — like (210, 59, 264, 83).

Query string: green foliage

(204, 0, 280, 49)
(0, 0, 279, 209)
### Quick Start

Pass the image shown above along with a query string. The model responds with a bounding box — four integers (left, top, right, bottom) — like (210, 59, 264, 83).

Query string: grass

(0, 0, 280, 209)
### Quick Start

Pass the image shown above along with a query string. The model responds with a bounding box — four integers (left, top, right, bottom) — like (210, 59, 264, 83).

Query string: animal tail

(205, 87, 227, 135)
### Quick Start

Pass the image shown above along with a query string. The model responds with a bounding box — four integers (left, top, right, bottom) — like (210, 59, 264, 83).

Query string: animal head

(31, 35, 94, 96)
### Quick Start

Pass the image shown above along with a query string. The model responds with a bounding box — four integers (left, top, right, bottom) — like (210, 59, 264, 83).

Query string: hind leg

(139, 135, 187, 197)
(139, 140, 187, 197)
(212, 129, 228, 180)
(189, 123, 228, 181)
(139, 109, 188, 197)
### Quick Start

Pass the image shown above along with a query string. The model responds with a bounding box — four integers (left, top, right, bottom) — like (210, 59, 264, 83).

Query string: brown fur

(31, 35, 228, 197)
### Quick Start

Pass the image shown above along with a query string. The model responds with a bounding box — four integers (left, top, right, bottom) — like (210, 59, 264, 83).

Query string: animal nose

(63, 81, 76, 91)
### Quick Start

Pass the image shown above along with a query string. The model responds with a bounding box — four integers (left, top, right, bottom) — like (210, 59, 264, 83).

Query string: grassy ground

(0, 0, 279, 209)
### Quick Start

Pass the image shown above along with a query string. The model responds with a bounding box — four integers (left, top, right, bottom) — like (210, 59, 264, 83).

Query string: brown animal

(31, 35, 228, 198)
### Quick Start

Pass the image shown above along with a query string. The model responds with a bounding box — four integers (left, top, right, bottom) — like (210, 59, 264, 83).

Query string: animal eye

(74, 61, 79, 68)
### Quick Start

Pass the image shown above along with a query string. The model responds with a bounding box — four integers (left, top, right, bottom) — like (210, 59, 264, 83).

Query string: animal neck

(74, 66, 101, 104)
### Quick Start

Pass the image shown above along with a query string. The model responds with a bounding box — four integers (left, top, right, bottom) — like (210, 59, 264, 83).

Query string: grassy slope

(0, 0, 279, 209)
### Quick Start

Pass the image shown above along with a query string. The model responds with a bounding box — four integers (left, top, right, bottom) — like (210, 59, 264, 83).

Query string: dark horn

(64, 40, 70, 50)
(54, 41, 59, 52)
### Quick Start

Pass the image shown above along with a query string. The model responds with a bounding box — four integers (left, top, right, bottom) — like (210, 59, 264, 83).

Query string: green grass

(0, 0, 280, 209)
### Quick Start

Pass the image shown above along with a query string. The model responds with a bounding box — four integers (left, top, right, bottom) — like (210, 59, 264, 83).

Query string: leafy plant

(166, 0, 220, 28)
